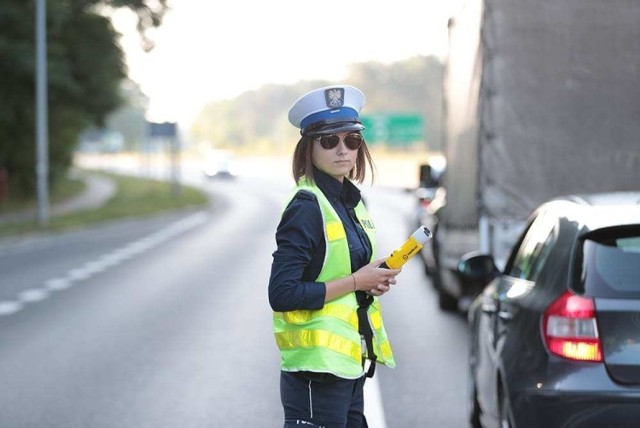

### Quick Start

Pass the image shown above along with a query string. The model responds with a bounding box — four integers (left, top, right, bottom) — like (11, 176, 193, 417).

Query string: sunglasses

(315, 132, 364, 150)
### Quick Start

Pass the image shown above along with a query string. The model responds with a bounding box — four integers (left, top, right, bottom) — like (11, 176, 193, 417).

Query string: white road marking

(68, 267, 93, 281)
(0, 212, 208, 317)
(18, 289, 50, 303)
(44, 278, 73, 291)
(364, 374, 388, 428)
(0, 301, 23, 316)
(83, 260, 108, 274)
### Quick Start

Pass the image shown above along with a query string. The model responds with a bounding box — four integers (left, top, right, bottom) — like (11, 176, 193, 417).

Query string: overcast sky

(112, 0, 464, 125)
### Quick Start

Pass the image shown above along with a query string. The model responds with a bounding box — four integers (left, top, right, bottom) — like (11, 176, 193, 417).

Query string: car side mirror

(418, 163, 439, 188)
(457, 252, 500, 283)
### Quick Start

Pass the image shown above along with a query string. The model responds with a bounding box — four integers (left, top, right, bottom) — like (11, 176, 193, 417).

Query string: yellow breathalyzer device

(379, 226, 433, 269)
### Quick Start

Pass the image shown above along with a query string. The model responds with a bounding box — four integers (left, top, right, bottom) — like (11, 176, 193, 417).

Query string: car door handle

(498, 310, 513, 321)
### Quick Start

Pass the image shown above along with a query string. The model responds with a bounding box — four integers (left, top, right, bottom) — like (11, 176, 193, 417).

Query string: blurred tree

(0, 0, 167, 197)
(349, 56, 444, 150)
(105, 78, 149, 151)
(191, 81, 330, 153)
(191, 57, 444, 154)
(78, 79, 148, 152)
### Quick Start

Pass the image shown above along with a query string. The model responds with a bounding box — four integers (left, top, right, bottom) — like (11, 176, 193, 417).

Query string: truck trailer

(433, 0, 640, 311)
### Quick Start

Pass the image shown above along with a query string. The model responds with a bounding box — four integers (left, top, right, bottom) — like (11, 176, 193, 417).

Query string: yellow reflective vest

(273, 179, 396, 379)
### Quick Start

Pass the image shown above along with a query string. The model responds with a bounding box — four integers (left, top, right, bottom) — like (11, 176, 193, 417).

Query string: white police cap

(288, 85, 366, 136)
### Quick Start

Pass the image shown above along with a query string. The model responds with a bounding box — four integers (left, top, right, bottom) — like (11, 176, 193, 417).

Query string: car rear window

(574, 226, 640, 298)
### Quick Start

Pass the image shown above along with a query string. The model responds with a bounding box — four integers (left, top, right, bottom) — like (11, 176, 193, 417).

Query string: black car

(463, 192, 640, 427)
(415, 186, 446, 277)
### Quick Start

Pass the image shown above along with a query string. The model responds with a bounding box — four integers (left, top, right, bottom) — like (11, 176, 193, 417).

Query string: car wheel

(468, 375, 481, 427)
(425, 233, 440, 280)
(423, 257, 434, 277)
(499, 390, 513, 428)
(437, 280, 458, 311)
(433, 265, 458, 311)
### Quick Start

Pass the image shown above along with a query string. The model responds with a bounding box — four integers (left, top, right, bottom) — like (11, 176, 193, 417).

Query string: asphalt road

(0, 171, 469, 427)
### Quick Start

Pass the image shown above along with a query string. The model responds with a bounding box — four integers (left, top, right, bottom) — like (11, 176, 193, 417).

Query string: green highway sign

(361, 113, 425, 145)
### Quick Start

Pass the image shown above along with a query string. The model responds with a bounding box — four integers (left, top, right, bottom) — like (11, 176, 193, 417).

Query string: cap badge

(324, 88, 344, 109)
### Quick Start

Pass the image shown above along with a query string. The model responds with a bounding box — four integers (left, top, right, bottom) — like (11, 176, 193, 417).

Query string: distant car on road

(415, 185, 446, 278)
(464, 192, 640, 427)
(411, 161, 479, 312)
(411, 160, 446, 277)
(202, 149, 236, 179)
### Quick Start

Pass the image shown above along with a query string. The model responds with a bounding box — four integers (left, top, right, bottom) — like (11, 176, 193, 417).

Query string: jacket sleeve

(268, 191, 326, 312)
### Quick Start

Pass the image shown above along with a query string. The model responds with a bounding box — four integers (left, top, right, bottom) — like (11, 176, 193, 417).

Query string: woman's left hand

(367, 277, 396, 296)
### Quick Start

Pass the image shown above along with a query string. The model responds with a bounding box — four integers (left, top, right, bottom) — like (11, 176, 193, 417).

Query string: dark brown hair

(291, 135, 376, 185)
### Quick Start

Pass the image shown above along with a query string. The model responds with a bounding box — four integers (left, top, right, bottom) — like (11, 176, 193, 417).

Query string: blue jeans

(280, 371, 368, 428)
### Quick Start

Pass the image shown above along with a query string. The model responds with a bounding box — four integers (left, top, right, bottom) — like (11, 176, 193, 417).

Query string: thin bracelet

(350, 274, 357, 291)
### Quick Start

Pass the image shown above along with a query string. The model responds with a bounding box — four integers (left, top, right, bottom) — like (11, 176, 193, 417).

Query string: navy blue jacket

(269, 168, 372, 312)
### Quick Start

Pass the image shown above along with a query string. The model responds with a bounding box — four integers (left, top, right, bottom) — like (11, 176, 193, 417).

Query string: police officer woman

(269, 85, 401, 428)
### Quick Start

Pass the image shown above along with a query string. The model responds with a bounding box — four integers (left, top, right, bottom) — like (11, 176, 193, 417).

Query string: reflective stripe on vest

(273, 180, 395, 379)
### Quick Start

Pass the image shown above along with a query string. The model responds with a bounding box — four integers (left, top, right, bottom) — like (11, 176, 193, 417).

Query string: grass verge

(0, 171, 209, 239)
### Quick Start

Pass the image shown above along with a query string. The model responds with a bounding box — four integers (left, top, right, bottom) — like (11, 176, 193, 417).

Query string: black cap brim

(304, 121, 365, 137)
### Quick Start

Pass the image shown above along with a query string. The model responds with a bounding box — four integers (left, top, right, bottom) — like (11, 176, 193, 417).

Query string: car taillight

(542, 291, 603, 362)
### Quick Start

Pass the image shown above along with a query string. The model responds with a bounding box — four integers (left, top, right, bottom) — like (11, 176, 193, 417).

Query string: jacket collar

(313, 167, 361, 208)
